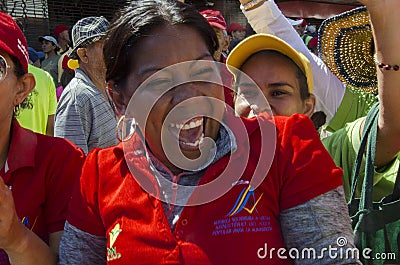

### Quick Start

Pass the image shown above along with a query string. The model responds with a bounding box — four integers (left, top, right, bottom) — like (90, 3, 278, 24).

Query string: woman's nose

(170, 83, 203, 106)
(234, 96, 252, 118)
(249, 104, 260, 117)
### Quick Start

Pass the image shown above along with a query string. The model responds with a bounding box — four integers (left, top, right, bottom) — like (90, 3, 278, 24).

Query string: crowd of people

(0, 0, 399, 264)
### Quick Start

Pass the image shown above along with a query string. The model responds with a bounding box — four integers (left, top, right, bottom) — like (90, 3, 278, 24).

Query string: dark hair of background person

(52, 42, 61, 53)
(104, 0, 219, 88)
(184, 0, 214, 12)
(60, 68, 75, 88)
(11, 56, 33, 114)
(245, 22, 255, 38)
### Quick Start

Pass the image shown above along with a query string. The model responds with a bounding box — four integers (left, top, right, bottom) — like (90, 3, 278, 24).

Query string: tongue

(179, 124, 203, 144)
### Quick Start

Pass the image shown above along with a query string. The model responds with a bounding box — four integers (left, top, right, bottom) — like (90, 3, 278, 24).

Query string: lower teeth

(180, 133, 204, 147)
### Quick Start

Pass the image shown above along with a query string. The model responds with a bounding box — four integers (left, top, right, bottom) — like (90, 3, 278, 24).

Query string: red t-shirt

(67, 113, 342, 264)
(0, 121, 85, 265)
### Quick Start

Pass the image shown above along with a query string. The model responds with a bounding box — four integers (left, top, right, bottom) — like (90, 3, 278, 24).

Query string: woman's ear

(14, 73, 35, 107)
(107, 80, 126, 118)
(303, 93, 316, 117)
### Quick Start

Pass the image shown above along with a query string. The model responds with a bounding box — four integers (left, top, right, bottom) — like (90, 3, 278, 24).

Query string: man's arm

(46, 69, 57, 137)
(358, 0, 400, 167)
(46, 114, 55, 136)
(280, 187, 361, 264)
(59, 222, 107, 265)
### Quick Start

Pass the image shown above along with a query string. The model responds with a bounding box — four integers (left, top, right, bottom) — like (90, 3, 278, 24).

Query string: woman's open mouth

(168, 116, 205, 151)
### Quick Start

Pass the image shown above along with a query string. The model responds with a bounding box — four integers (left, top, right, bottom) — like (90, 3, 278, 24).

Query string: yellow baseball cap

(226, 33, 314, 92)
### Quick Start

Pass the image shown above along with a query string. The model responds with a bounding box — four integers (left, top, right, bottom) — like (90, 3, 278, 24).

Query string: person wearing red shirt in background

(0, 13, 85, 265)
(307, 36, 318, 56)
(227, 22, 247, 51)
(227, 22, 247, 41)
(54, 24, 70, 55)
(58, 1, 359, 264)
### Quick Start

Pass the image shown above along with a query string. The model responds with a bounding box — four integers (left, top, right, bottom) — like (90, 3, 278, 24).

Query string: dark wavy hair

(11, 56, 33, 116)
(12, 18, 33, 115)
(104, 0, 218, 87)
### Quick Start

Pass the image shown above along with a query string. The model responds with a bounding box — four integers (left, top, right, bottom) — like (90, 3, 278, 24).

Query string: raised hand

(358, 0, 400, 34)
(238, 0, 266, 10)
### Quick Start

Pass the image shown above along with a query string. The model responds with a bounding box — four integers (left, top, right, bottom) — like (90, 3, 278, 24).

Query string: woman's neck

(80, 65, 107, 95)
(0, 121, 12, 170)
(46, 51, 56, 59)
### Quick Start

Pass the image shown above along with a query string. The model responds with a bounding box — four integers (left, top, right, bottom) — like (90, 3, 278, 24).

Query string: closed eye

(145, 78, 172, 90)
(238, 82, 260, 99)
(240, 89, 259, 99)
(192, 67, 215, 78)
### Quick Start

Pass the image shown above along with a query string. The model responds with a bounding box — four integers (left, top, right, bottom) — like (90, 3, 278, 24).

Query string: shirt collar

(5, 121, 37, 176)
(74, 68, 97, 88)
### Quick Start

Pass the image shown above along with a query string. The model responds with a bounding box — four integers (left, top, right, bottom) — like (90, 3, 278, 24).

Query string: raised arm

(238, 0, 346, 123)
(358, 0, 400, 167)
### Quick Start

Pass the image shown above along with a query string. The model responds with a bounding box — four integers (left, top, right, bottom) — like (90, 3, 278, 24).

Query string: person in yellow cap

(227, 33, 319, 127)
(236, 0, 378, 133)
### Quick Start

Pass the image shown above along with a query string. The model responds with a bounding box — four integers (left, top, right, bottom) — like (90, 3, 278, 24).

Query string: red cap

(227, 23, 246, 34)
(299, 18, 307, 27)
(200, 9, 227, 30)
(0, 12, 29, 73)
(54, 24, 69, 38)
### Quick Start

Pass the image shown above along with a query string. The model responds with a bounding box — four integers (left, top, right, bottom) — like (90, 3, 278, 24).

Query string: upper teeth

(170, 119, 202, 130)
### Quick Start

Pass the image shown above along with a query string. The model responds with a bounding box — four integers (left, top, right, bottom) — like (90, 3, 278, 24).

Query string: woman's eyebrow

(188, 53, 214, 68)
(269, 82, 295, 89)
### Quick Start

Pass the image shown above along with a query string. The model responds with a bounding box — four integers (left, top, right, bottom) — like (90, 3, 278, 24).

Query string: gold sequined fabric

(318, 6, 377, 94)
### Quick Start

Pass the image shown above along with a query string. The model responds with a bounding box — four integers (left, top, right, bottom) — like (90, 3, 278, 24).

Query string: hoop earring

(116, 115, 136, 142)
(13, 103, 21, 117)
